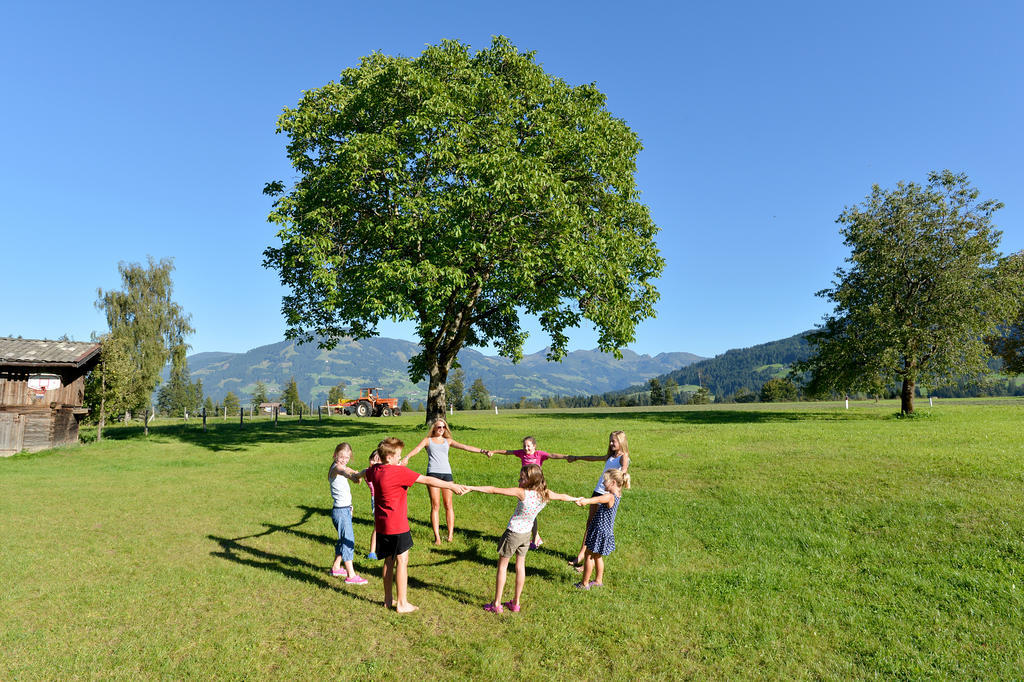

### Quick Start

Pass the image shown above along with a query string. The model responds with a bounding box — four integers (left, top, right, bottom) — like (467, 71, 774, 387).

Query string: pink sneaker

(502, 601, 520, 613)
(482, 602, 503, 614)
(330, 567, 347, 577)
(345, 575, 368, 585)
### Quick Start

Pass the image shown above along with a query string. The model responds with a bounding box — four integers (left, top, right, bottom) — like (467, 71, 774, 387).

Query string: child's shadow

(207, 532, 380, 605)
(427, 543, 559, 581)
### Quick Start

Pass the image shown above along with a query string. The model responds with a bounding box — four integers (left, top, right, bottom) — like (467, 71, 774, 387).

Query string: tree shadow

(525, 407, 881, 425)
(207, 533, 380, 605)
(98, 418, 410, 452)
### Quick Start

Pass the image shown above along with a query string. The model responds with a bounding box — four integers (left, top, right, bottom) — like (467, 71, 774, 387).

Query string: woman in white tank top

(402, 418, 491, 544)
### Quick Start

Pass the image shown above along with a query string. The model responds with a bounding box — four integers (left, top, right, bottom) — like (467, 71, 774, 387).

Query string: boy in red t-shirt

(340, 437, 468, 613)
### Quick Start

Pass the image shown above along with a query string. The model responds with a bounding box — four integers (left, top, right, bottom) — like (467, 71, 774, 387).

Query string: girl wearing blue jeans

(328, 442, 368, 585)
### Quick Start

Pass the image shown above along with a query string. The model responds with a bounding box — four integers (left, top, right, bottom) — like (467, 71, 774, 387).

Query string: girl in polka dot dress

(573, 468, 629, 590)
(468, 464, 581, 613)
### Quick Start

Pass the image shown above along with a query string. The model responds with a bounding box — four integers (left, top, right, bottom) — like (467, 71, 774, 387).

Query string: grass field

(3, 400, 1023, 679)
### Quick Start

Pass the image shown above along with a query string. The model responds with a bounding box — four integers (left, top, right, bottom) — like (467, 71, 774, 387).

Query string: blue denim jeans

(331, 506, 355, 561)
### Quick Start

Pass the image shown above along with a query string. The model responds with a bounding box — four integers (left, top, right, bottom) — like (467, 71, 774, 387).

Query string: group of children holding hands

(326, 419, 631, 614)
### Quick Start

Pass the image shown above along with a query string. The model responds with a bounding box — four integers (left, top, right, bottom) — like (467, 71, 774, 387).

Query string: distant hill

(608, 332, 814, 399)
(182, 337, 704, 405)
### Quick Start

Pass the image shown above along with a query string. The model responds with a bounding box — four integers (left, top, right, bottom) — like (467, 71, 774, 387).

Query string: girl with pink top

(486, 436, 572, 548)
(468, 464, 580, 613)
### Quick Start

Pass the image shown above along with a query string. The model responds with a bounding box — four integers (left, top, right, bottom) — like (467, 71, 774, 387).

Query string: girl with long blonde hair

(401, 418, 490, 544)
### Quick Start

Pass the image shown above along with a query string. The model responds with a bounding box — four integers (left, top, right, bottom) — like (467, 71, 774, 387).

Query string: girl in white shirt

(469, 465, 580, 613)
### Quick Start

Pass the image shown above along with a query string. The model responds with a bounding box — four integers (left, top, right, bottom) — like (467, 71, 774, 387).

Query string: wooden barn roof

(0, 338, 102, 368)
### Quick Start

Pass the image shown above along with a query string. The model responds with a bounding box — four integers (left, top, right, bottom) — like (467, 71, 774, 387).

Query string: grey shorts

(497, 528, 533, 558)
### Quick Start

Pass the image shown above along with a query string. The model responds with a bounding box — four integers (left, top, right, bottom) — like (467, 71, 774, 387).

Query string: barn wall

(0, 367, 88, 408)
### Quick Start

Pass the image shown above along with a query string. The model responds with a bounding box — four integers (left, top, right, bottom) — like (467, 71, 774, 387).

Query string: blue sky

(3, 1, 1022, 359)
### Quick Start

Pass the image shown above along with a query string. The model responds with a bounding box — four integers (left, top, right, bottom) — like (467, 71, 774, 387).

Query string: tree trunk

(97, 361, 105, 442)
(900, 377, 915, 414)
(425, 365, 449, 424)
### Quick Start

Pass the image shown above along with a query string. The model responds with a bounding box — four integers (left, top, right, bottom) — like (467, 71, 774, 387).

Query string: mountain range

(184, 337, 704, 405)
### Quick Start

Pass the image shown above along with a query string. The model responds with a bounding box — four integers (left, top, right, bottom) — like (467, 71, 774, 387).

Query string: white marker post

(494, 404, 498, 415)
(845, 398, 849, 410)
(929, 396, 933, 407)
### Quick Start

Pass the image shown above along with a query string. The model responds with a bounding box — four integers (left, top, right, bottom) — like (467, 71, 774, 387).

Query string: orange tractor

(327, 387, 401, 417)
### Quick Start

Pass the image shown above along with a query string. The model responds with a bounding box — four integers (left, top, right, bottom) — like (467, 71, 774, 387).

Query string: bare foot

(395, 602, 419, 614)
(384, 601, 394, 609)
(432, 538, 443, 546)
(446, 536, 454, 543)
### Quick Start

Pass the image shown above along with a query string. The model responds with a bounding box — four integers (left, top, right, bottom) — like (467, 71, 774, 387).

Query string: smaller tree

(251, 381, 268, 409)
(224, 391, 240, 414)
(686, 387, 710, 405)
(648, 378, 665, 405)
(280, 377, 301, 413)
(468, 378, 491, 410)
(400, 399, 412, 413)
(987, 252, 1024, 374)
(327, 382, 346, 405)
(760, 377, 798, 402)
(798, 171, 1023, 414)
(663, 378, 678, 405)
(203, 396, 214, 414)
(732, 387, 758, 403)
(446, 369, 466, 411)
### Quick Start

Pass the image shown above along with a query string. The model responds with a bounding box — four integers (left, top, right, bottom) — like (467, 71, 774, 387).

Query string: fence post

(318, 405, 322, 421)
(299, 404, 302, 422)
(202, 408, 207, 432)
(240, 407, 244, 426)
(274, 407, 278, 427)
(144, 407, 149, 436)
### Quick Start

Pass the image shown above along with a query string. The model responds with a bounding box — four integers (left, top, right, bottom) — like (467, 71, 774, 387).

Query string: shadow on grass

(209, 504, 491, 604)
(526, 407, 883, 425)
(85, 416, 493, 452)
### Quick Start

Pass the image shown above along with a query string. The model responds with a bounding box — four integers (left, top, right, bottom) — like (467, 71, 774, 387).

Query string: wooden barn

(0, 338, 101, 455)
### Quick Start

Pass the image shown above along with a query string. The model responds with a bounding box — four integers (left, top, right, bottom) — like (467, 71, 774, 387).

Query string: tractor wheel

(381, 406, 393, 417)
(355, 401, 372, 417)
(393, 408, 402, 417)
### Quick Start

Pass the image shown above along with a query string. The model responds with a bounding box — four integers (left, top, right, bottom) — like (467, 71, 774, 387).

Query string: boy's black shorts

(378, 531, 413, 558)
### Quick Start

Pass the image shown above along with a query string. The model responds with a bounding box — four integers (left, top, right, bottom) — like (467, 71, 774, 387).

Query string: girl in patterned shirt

(573, 468, 630, 590)
(468, 464, 580, 613)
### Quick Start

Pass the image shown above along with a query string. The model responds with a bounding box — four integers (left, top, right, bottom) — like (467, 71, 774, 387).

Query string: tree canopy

(797, 171, 1023, 413)
(263, 37, 663, 421)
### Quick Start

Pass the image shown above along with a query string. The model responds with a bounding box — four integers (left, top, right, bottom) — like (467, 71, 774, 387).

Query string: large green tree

(797, 171, 1023, 414)
(90, 257, 193, 438)
(263, 37, 663, 421)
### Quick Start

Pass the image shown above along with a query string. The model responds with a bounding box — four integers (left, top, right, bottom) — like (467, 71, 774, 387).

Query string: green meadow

(2, 401, 1023, 679)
